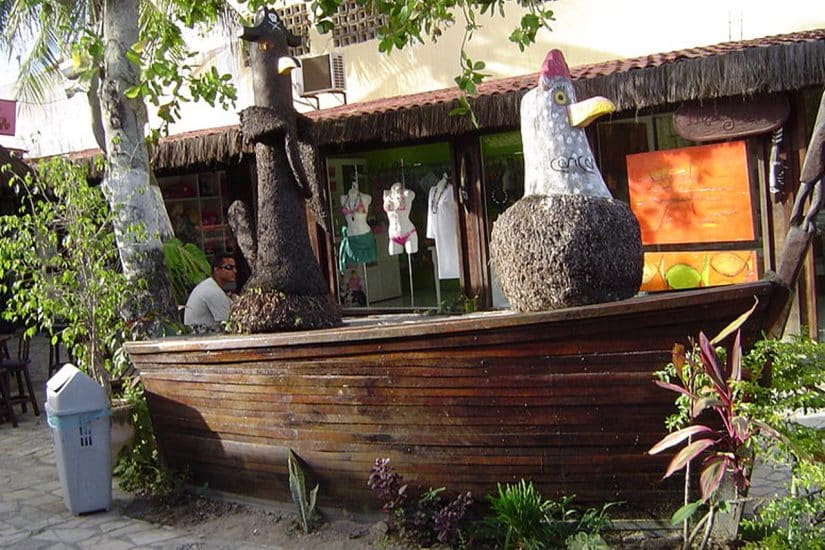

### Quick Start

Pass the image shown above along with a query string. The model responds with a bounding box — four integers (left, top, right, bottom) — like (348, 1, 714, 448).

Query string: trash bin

(46, 364, 112, 515)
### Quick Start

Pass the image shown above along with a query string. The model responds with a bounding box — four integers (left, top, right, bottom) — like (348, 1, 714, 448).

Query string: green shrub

(114, 385, 188, 496)
(738, 334, 825, 548)
(484, 480, 616, 550)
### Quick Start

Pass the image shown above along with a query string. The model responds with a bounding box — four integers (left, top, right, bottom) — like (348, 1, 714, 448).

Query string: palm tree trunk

(99, 0, 178, 331)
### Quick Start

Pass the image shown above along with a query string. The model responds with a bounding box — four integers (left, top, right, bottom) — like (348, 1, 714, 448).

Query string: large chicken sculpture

(490, 50, 643, 311)
(227, 7, 341, 332)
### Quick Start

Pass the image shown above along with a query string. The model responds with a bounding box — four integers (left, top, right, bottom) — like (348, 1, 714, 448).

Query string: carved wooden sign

(0, 99, 15, 136)
(673, 94, 789, 142)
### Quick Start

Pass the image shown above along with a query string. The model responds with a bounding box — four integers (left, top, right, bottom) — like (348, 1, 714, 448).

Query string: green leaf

(124, 85, 142, 99)
(670, 500, 702, 525)
(125, 49, 141, 65)
(288, 449, 317, 534)
(316, 19, 334, 34)
(710, 298, 758, 345)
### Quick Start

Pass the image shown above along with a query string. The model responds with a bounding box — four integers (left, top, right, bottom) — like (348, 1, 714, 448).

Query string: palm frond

(2, 0, 96, 104)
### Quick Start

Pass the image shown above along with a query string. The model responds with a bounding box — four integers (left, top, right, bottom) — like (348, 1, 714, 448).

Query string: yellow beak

(277, 56, 300, 75)
(567, 96, 616, 128)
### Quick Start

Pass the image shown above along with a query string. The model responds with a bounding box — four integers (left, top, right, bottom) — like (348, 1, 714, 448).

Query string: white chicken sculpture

(490, 49, 643, 312)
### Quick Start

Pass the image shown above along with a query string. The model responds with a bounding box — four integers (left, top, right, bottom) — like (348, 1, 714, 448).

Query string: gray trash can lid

(46, 364, 108, 416)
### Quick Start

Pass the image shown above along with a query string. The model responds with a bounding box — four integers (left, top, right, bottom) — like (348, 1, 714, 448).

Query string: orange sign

(627, 141, 754, 245)
(641, 250, 758, 292)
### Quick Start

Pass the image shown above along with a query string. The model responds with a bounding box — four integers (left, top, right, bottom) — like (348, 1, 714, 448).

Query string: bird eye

(553, 89, 568, 105)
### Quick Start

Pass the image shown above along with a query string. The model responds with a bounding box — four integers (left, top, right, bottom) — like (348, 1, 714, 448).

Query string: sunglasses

(220, 264, 237, 271)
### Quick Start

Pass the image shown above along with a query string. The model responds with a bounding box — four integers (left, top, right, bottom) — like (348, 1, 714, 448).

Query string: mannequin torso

(340, 183, 372, 236)
(383, 182, 418, 255)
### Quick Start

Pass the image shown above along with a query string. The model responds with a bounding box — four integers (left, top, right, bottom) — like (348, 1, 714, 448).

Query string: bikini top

(384, 190, 410, 212)
(341, 194, 367, 216)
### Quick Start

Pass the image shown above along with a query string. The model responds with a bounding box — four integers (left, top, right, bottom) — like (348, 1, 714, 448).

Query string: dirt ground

(123, 490, 416, 549)
(122, 490, 684, 549)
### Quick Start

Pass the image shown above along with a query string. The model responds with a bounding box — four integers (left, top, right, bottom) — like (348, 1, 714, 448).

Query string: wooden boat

(127, 277, 791, 516)
(126, 90, 824, 520)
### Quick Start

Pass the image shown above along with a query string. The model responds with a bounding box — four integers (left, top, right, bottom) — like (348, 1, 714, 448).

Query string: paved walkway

(0, 335, 275, 550)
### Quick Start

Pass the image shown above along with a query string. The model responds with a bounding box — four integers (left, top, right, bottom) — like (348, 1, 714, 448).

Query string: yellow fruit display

(665, 263, 702, 290)
(710, 252, 749, 277)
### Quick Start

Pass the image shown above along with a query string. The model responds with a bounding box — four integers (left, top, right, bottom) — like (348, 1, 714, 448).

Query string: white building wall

(1, 0, 823, 157)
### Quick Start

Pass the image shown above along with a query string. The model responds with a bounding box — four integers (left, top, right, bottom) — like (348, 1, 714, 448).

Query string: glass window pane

(327, 142, 462, 309)
(480, 131, 525, 308)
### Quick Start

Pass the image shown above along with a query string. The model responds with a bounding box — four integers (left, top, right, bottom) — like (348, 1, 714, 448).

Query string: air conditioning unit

(293, 53, 346, 97)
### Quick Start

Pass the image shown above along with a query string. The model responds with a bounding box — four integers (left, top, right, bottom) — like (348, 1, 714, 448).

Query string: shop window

(480, 131, 524, 308)
(597, 114, 762, 293)
(327, 143, 461, 309)
(159, 171, 236, 260)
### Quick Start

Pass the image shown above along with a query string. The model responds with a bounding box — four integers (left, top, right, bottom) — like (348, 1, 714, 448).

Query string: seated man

(184, 253, 236, 329)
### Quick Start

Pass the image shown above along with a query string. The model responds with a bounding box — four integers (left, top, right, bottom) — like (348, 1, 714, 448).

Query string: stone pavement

(0, 334, 277, 550)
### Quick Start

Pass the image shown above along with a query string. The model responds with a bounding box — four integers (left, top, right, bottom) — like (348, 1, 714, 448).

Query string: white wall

(1, 0, 822, 157)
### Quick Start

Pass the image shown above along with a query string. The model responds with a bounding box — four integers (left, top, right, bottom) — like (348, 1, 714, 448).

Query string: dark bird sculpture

(490, 49, 643, 311)
(228, 7, 341, 333)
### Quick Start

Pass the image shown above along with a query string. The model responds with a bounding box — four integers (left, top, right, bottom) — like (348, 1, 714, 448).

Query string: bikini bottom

(339, 229, 378, 270)
(390, 228, 417, 247)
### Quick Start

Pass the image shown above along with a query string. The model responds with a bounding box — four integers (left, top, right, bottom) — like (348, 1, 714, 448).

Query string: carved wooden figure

(228, 7, 341, 332)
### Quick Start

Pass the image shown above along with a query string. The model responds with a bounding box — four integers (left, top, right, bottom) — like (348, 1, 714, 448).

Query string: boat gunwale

(125, 279, 783, 355)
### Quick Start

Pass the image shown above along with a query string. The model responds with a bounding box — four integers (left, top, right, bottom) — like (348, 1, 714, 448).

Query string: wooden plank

(673, 94, 790, 142)
(126, 281, 778, 356)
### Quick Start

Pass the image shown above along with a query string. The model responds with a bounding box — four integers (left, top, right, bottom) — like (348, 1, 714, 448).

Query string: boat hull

(126, 281, 786, 516)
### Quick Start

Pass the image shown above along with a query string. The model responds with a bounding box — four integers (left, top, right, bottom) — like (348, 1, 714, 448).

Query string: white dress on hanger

(426, 175, 460, 279)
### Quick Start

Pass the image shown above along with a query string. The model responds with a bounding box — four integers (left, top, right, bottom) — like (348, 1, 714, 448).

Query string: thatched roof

(0, 145, 32, 186)
(63, 27, 825, 172)
(308, 28, 825, 145)
(65, 124, 249, 179)
(148, 124, 247, 172)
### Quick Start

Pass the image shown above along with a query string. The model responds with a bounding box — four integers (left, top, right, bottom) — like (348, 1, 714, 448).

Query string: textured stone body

(228, 8, 341, 333)
(491, 194, 643, 312)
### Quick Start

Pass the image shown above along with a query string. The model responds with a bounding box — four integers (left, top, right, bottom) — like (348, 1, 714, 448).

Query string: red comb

(540, 49, 570, 81)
